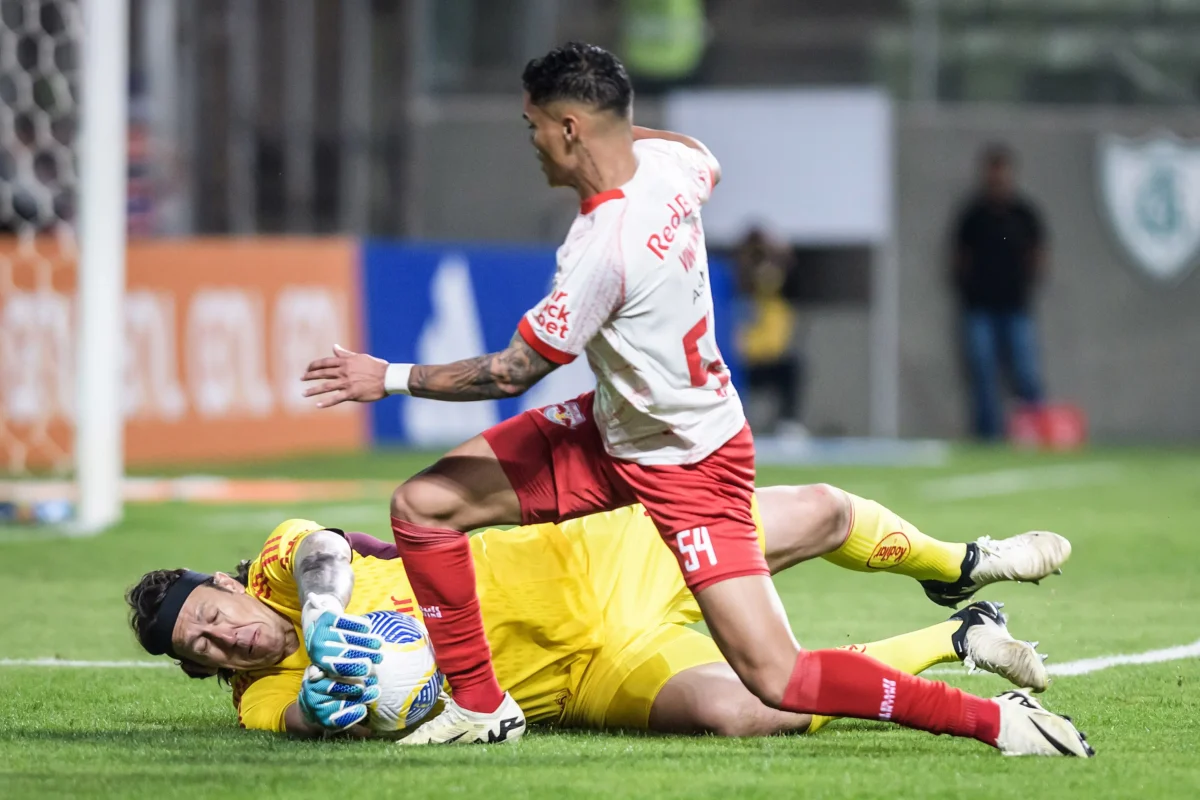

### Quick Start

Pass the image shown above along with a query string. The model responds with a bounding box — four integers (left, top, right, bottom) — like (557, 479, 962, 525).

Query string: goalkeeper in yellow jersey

(126, 484, 1069, 740)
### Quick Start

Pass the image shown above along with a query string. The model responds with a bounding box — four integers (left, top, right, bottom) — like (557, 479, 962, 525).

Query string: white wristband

(384, 363, 414, 395)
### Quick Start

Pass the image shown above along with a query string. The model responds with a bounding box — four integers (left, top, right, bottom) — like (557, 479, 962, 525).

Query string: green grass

(3, 446, 1200, 799)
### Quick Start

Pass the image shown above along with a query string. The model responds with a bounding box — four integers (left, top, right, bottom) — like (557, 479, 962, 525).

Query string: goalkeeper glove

(298, 665, 381, 732)
(301, 594, 384, 680)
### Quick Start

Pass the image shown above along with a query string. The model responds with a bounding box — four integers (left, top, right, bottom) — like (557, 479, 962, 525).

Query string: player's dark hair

(522, 42, 633, 116)
(126, 567, 246, 686)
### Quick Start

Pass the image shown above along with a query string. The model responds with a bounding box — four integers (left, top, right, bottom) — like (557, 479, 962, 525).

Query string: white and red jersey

(517, 138, 745, 465)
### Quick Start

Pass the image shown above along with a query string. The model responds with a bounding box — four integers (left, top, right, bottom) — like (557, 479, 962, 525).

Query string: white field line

(4, 638, 1199, 675)
(919, 462, 1124, 502)
(924, 638, 1200, 677)
(0, 658, 171, 668)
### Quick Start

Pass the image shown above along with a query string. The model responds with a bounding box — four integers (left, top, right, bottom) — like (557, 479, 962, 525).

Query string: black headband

(145, 570, 212, 659)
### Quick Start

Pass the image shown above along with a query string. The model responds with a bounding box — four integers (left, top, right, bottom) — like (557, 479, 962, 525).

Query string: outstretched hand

(302, 345, 389, 407)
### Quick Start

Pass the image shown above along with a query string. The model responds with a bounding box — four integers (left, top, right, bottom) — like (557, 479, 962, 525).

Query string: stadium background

(2, 3, 1200, 799)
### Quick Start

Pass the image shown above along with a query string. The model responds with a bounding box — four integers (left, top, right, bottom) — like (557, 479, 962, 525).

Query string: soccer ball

(361, 610, 443, 733)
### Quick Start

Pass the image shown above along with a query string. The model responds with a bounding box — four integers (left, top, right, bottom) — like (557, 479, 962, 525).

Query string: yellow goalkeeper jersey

(233, 503, 765, 733)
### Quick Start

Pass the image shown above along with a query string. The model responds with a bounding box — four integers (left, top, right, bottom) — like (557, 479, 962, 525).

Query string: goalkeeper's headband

(146, 570, 212, 659)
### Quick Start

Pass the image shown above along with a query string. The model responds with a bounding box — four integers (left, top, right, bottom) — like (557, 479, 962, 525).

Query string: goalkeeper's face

(171, 573, 296, 671)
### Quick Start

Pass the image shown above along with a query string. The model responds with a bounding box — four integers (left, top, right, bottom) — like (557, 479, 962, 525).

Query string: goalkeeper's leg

(758, 485, 1070, 604)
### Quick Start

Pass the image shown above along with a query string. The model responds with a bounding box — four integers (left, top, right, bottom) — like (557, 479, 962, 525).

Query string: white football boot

(993, 689, 1095, 757)
(921, 532, 1072, 608)
(398, 692, 526, 745)
(949, 601, 1049, 692)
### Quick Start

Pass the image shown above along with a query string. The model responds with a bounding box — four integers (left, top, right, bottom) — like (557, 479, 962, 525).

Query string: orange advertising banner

(0, 237, 366, 470)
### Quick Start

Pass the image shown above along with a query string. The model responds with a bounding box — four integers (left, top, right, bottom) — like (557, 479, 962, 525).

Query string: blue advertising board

(362, 240, 740, 446)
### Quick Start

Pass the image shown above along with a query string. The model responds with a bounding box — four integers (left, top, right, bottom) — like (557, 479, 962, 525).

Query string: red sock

(782, 648, 1001, 746)
(392, 518, 504, 714)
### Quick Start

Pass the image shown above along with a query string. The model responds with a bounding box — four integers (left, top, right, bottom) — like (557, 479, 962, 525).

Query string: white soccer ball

(361, 610, 443, 733)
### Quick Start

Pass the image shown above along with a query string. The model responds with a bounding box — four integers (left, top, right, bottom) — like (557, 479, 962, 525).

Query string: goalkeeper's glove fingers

(304, 609, 384, 680)
(299, 667, 380, 731)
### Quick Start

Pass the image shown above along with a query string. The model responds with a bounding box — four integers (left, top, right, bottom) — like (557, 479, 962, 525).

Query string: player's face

(171, 574, 297, 671)
(523, 93, 575, 187)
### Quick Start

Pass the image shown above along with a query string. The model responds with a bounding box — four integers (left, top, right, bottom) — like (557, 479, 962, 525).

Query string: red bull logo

(543, 400, 586, 429)
(867, 532, 911, 569)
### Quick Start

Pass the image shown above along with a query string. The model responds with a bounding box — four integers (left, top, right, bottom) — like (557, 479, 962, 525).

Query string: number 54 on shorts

(675, 527, 718, 573)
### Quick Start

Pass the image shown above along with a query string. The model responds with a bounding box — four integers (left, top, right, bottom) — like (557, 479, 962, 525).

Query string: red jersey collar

(580, 189, 625, 215)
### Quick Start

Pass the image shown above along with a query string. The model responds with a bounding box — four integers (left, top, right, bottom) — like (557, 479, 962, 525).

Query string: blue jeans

(963, 310, 1045, 440)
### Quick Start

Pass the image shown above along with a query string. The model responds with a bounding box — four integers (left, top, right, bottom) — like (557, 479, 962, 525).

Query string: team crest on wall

(1098, 132, 1200, 284)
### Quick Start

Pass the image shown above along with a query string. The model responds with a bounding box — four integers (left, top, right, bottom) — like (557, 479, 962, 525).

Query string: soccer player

(300, 43, 1076, 751)
(127, 484, 1081, 750)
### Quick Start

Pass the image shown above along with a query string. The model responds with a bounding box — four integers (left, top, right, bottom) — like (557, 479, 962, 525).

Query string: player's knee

(390, 481, 465, 531)
(812, 483, 852, 550)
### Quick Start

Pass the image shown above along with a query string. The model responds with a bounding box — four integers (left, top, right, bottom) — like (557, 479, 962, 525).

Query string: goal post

(73, 0, 128, 534)
(0, 0, 128, 533)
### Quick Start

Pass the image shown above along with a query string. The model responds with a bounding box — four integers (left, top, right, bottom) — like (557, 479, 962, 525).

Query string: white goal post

(0, 0, 128, 533)
(74, 0, 128, 533)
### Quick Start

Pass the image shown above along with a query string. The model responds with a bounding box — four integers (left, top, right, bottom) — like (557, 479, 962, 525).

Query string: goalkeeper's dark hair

(522, 42, 632, 117)
(125, 561, 252, 686)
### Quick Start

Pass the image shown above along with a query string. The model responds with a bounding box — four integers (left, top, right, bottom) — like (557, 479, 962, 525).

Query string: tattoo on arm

(295, 530, 355, 609)
(408, 332, 559, 401)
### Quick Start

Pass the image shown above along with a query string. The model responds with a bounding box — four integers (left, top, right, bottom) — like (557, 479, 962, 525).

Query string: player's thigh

(566, 625, 724, 732)
(391, 433, 521, 531)
(756, 484, 851, 573)
(649, 661, 812, 737)
(694, 575, 802, 709)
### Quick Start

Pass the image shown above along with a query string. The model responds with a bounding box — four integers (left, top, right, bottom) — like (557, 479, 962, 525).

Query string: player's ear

(212, 572, 246, 594)
(562, 114, 578, 144)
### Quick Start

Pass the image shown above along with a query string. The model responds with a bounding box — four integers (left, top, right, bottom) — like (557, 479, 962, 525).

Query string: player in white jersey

(300, 43, 1092, 759)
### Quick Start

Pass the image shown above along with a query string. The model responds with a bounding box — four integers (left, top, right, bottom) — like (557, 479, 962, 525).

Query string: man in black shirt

(951, 145, 1047, 440)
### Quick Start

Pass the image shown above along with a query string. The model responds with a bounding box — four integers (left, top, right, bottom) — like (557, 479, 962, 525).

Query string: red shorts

(482, 392, 767, 593)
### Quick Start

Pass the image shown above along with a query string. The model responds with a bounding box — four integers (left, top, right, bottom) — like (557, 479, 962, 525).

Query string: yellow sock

(804, 620, 961, 735)
(821, 491, 967, 582)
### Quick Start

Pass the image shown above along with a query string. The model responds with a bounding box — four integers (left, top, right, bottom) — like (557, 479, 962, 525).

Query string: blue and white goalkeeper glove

(301, 595, 384, 680)
(298, 665, 381, 732)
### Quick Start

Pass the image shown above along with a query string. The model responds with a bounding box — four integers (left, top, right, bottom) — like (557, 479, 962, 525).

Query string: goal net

(0, 0, 127, 531)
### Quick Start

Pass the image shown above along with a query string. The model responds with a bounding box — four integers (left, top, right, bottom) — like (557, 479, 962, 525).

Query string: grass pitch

(2, 446, 1199, 799)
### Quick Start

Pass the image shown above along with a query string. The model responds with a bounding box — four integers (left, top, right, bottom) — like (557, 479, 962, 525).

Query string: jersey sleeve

(246, 518, 330, 611)
(233, 670, 302, 733)
(518, 240, 624, 364)
(633, 138, 718, 205)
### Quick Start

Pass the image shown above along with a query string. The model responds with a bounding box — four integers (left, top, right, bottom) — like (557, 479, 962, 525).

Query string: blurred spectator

(950, 144, 1047, 441)
(734, 227, 807, 439)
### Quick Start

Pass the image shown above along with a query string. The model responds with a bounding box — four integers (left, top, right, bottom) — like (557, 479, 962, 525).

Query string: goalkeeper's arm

(296, 529, 356, 633)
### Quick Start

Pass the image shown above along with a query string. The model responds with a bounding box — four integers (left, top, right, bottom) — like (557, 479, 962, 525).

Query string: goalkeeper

(126, 484, 1068, 738)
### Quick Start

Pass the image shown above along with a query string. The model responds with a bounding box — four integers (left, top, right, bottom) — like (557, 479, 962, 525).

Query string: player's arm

(407, 330, 558, 401)
(301, 332, 557, 406)
(293, 529, 385, 681)
(632, 125, 721, 187)
(296, 528, 355, 632)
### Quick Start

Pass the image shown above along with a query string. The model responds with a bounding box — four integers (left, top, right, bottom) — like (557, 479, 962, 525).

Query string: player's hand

(298, 665, 381, 732)
(303, 609, 384, 680)
(301, 344, 388, 407)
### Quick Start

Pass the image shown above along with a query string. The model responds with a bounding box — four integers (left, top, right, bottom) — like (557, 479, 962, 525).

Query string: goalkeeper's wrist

(301, 593, 346, 635)
(384, 363, 414, 396)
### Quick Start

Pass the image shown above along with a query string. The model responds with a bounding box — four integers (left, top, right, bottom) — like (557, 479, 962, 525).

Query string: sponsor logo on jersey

(866, 532, 911, 569)
(1098, 132, 1200, 284)
(646, 193, 695, 260)
(419, 605, 443, 619)
(543, 400, 586, 429)
(534, 290, 571, 340)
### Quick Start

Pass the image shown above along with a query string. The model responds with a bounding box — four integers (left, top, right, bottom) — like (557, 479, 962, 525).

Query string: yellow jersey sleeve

(246, 518, 330, 620)
(233, 669, 303, 733)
